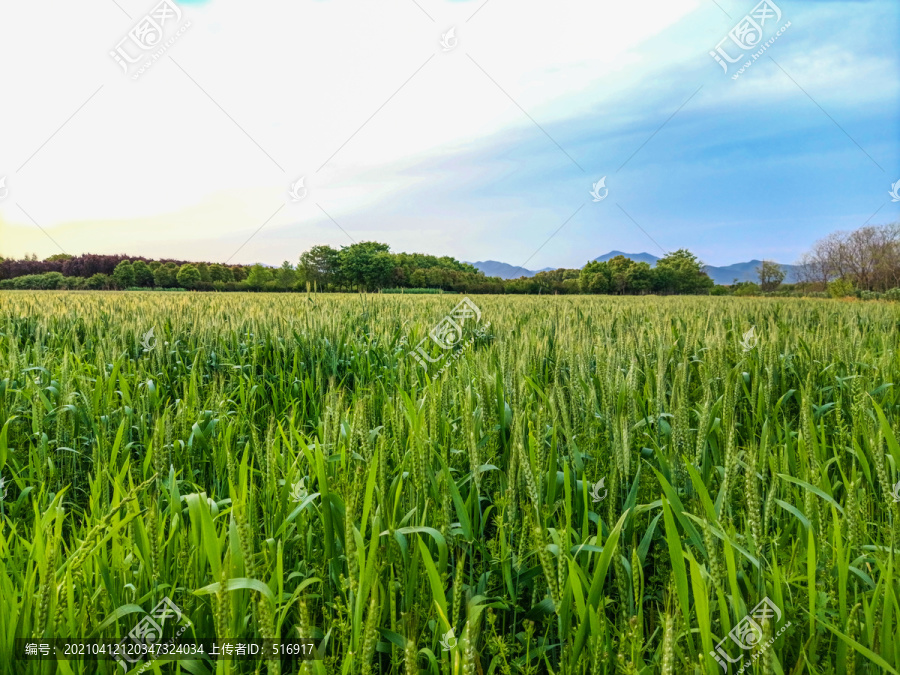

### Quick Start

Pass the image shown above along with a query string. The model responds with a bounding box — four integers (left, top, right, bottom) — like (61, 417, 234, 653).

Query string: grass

(0, 291, 899, 674)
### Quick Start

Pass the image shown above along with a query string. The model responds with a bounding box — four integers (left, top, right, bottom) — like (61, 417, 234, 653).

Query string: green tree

(338, 242, 392, 291)
(275, 261, 298, 290)
(409, 269, 427, 288)
(757, 260, 786, 292)
(196, 262, 211, 283)
(153, 263, 178, 288)
(369, 252, 395, 290)
(733, 281, 761, 296)
(607, 255, 636, 293)
(560, 278, 580, 294)
(112, 261, 135, 288)
(580, 261, 611, 293)
(176, 264, 202, 289)
(630, 262, 653, 293)
(828, 278, 855, 298)
(653, 249, 714, 294)
(299, 245, 341, 290)
(209, 264, 233, 283)
(10, 272, 66, 290)
(246, 264, 272, 290)
(85, 273, 114, 290)
(424, 267, 444, 289)
(131, 260, 154, 287)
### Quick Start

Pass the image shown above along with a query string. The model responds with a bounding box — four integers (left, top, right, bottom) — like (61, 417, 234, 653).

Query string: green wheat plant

(0, 291, 899, 674)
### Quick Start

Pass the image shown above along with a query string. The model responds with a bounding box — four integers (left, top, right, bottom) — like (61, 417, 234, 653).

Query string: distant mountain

(469, 261, 542, 279)
(702, 260, 802, 285)
(472, 252, 801, 285)
(593, 251, 661, 266)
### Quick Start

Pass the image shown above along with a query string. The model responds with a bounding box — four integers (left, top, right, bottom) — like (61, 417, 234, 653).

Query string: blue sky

(0, 0, 897, 267)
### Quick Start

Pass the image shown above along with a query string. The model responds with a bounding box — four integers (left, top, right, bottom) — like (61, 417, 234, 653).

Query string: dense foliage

(0, 246, 715, 295)
(1, 292, 899, 674)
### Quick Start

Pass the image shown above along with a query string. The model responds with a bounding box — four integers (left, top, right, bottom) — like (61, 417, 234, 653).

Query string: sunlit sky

(0, 0, 898, 268)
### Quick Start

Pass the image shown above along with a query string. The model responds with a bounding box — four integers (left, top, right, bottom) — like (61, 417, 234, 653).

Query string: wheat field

(1, 291, 899, 674)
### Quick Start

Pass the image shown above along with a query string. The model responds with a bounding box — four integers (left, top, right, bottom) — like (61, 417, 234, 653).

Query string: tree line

(731, 222, 900, 300)
(797, 223, 900, 292)
(5, 221, 898, 296)
(0, 243, 717, 295)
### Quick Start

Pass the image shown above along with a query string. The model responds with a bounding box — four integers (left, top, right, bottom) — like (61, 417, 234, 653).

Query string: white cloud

(0, 0, 896, 267)
(0, 0, 705, 261)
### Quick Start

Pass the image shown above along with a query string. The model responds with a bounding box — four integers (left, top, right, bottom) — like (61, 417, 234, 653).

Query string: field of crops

(1, 291, 899, 674)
